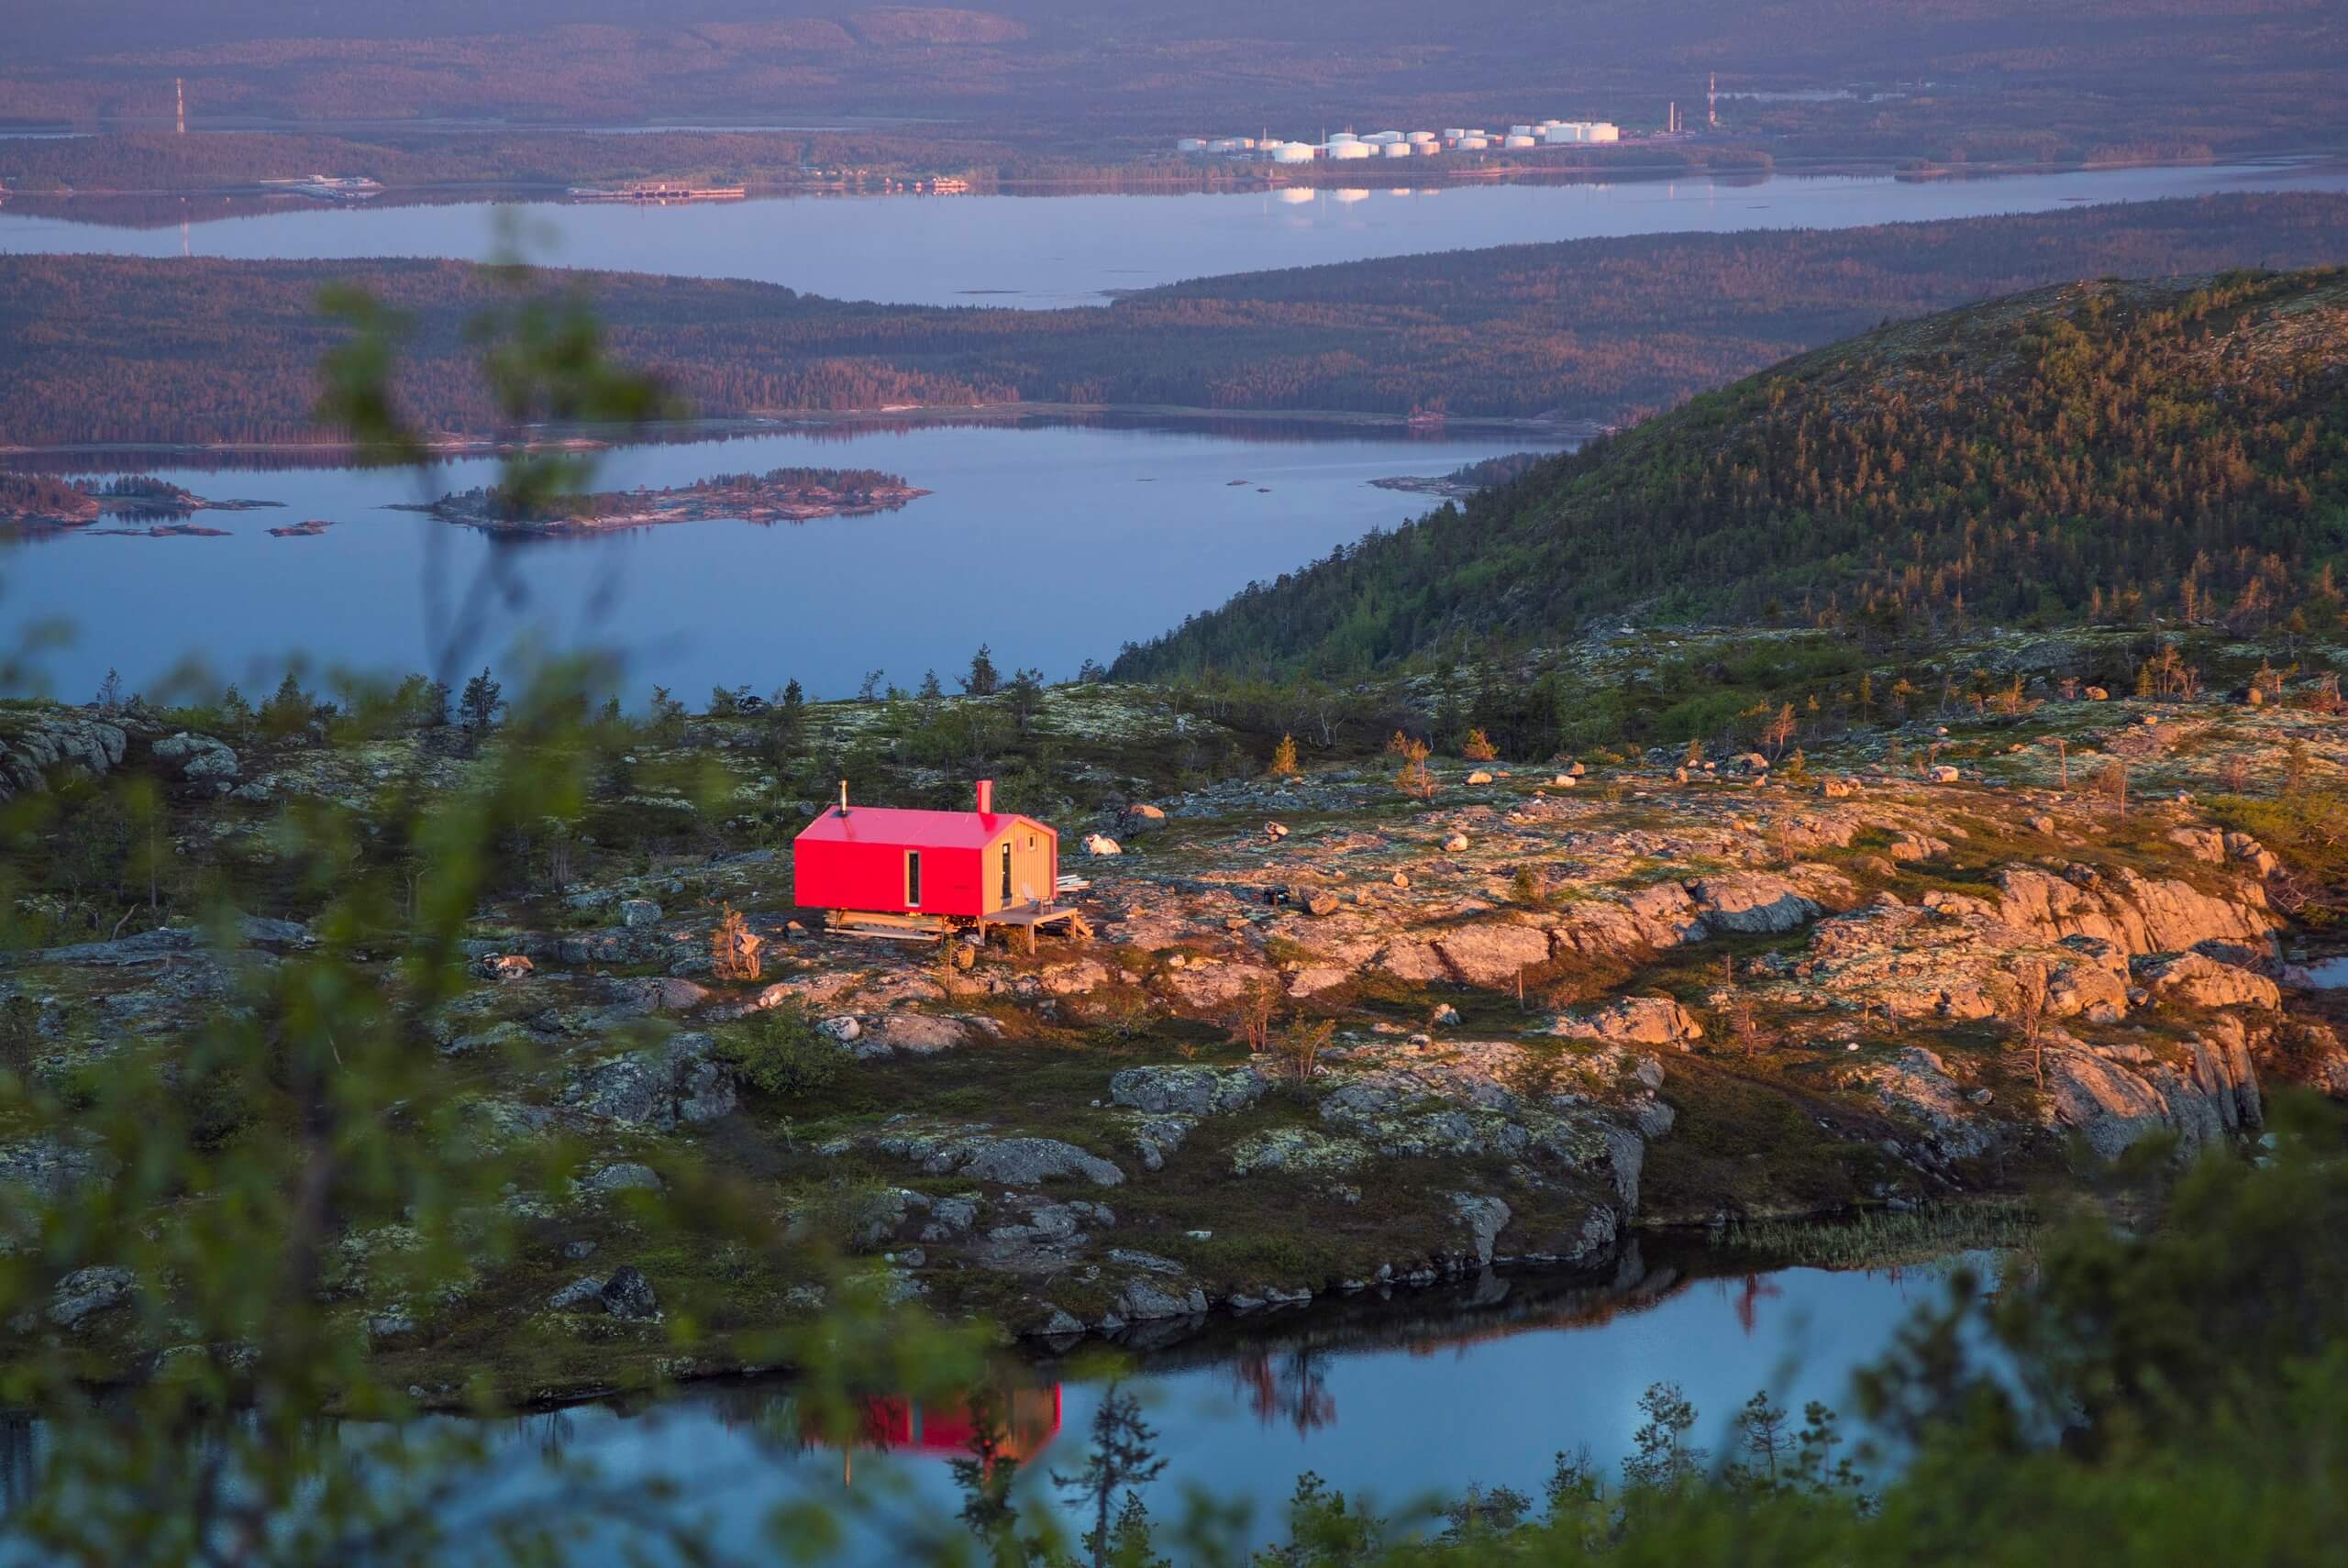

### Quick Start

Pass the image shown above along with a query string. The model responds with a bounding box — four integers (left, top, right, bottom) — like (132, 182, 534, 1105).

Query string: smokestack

(837, 779, 849, 816)
(975, 779, 994, 814)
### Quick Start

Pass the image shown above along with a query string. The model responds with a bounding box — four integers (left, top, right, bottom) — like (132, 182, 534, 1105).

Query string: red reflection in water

(808, 1386, 1063, 1471)
(1730, 1272, 1783, 1336)
(1232, 1351, 1336, 1437)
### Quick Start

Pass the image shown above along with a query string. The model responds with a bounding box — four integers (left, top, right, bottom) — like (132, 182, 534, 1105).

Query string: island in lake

(416, 467, 930, 536)
(0, 473, 282, 533)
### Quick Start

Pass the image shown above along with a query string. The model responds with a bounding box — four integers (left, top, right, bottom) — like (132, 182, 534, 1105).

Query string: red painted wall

(795, 837, 987, 917)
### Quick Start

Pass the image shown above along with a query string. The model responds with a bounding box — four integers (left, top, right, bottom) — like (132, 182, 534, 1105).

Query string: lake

(2, 420, 1556, 706)
(5, 160, 2343, 306)
(0, 1248, 1994, 1564)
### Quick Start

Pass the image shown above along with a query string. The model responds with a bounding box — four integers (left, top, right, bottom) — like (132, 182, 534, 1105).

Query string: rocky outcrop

(47, 1264, 134, 1331)
(1451, 1193, 1512, 1267)
(1856, 1047, 1995, 1161)
(1687, 873, 1827, 935)
(1429, 922, 1553, 987)
(1979, 865, 2278, 961)
(2043, 1033, 2262, 1160)
(1552, 996, 1703, 1046)
(560, 1032, 737, 1132)
(858, 1130, 1125, 1187)
(2137, 952, 2282, 1010)
(0, 712, 127, 801)
(1109, 1065, 1268, 1116)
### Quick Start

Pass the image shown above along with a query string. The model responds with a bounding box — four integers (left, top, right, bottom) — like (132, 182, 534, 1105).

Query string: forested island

(5, 193, 2347, 450)
(0, 472, 279, 530)
(417, 467, 929, 536)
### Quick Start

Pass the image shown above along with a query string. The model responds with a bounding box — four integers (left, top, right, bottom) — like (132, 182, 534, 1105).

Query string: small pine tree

(459, 668, 503, 734)
(1461, 727, 1499, 762)
(1268, 734, 1299, 776)
(961, 644, 1000, 696)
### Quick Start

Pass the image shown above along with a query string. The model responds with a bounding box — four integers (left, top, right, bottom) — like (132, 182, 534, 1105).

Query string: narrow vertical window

(904, 851, 922, 907)
(1001, 842, 1013, 901)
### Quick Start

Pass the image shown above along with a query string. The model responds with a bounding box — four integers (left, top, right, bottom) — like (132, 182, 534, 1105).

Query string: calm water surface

(405, 1252, 1990, 1563)
(0, 1253, 1985, 1562)
(5, 161, 2342, 305)
(3, 421, 1554, 704)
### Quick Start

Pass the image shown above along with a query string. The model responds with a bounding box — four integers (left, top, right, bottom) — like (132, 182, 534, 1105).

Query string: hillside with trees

(4, 193, 2347, 448)
(1112, 268, 2348, 679)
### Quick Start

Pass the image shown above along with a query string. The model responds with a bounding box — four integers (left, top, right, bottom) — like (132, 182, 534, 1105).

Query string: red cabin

(794, 779, 1060, 927)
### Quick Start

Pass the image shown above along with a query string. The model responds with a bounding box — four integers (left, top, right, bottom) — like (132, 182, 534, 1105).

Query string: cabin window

(1000, 842, 1013, 901)
(903, 851, 922, 907)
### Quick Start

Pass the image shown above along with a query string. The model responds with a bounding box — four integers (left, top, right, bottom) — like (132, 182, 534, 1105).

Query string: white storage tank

(1441, 127, 1467, 141)
(1177, 138, 1208, 153)
(1366, 130, 1403, 144)
(1509, 124, 1534, 137)
(1329, 139, 1374, 160)
(1414, 139, 1441, 153)
(1586, 122, 1621, 143)
(1269, 141, 1316, 163)
(1457, 135, 1490, 149)
(1381, 141, 1413, 158)
(1406, 130, 1435, 144)
(1543, 124, 1584, 143)
(1503, 133, 1537, 148)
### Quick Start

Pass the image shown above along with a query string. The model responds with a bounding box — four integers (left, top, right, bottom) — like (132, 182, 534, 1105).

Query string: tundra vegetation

(2, 253, 2347, 1565)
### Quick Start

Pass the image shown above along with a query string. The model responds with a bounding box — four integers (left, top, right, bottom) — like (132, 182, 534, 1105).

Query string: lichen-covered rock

(600, 1265, 659, 1320)
(1230, 1127, 1371, 1176)
(548, 1275, 606, 1311)
(864, 1130, 1124, 1187)
(1856, 1047, 1995, 1161)
(860, 1012, 970, 1056)
(1108, 1064, 1268, 1116)
(1687, 873, 1825, 935)
(47, 1264, 134, 1331)
(560, 1032, 737, 1131)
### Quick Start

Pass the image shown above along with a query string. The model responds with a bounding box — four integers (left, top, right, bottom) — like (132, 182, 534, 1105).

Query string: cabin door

(903, 851, 922, 908)
(1000, 843, 1013, 904)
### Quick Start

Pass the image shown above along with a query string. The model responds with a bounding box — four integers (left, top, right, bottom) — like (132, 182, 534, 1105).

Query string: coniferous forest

(1113, 268, 2348, 679)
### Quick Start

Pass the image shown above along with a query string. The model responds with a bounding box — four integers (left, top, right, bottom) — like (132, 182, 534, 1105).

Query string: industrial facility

(1174, 117, 1627, 163)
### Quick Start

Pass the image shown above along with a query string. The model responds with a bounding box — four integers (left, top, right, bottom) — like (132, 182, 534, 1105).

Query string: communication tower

(176, 78, 186, 135)
(1708, 73, 1718, 128)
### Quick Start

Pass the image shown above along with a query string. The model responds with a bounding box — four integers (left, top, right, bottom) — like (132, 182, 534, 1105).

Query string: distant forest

(4, 0, 2340, 168)
(1111, 269, 2348, 680)
(3, 193, 2346, 449)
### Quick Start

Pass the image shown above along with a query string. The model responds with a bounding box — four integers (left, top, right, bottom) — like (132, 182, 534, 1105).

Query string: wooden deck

(978, 903, 1093, 955)
(824, 903, 1093, 953)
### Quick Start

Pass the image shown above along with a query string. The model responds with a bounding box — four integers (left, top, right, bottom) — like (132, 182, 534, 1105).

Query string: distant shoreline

(0, 404, 1606, 464)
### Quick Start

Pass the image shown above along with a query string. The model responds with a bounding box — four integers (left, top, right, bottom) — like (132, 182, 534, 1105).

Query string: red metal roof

(793, 805, 1043, 850)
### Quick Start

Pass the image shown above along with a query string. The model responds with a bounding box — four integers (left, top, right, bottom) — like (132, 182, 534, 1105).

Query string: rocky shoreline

(410, 466, 931, 536)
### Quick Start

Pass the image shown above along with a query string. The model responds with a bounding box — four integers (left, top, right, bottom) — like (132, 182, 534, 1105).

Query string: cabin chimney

(975, 779, 994, 814)
(837, 779, 849, 816)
